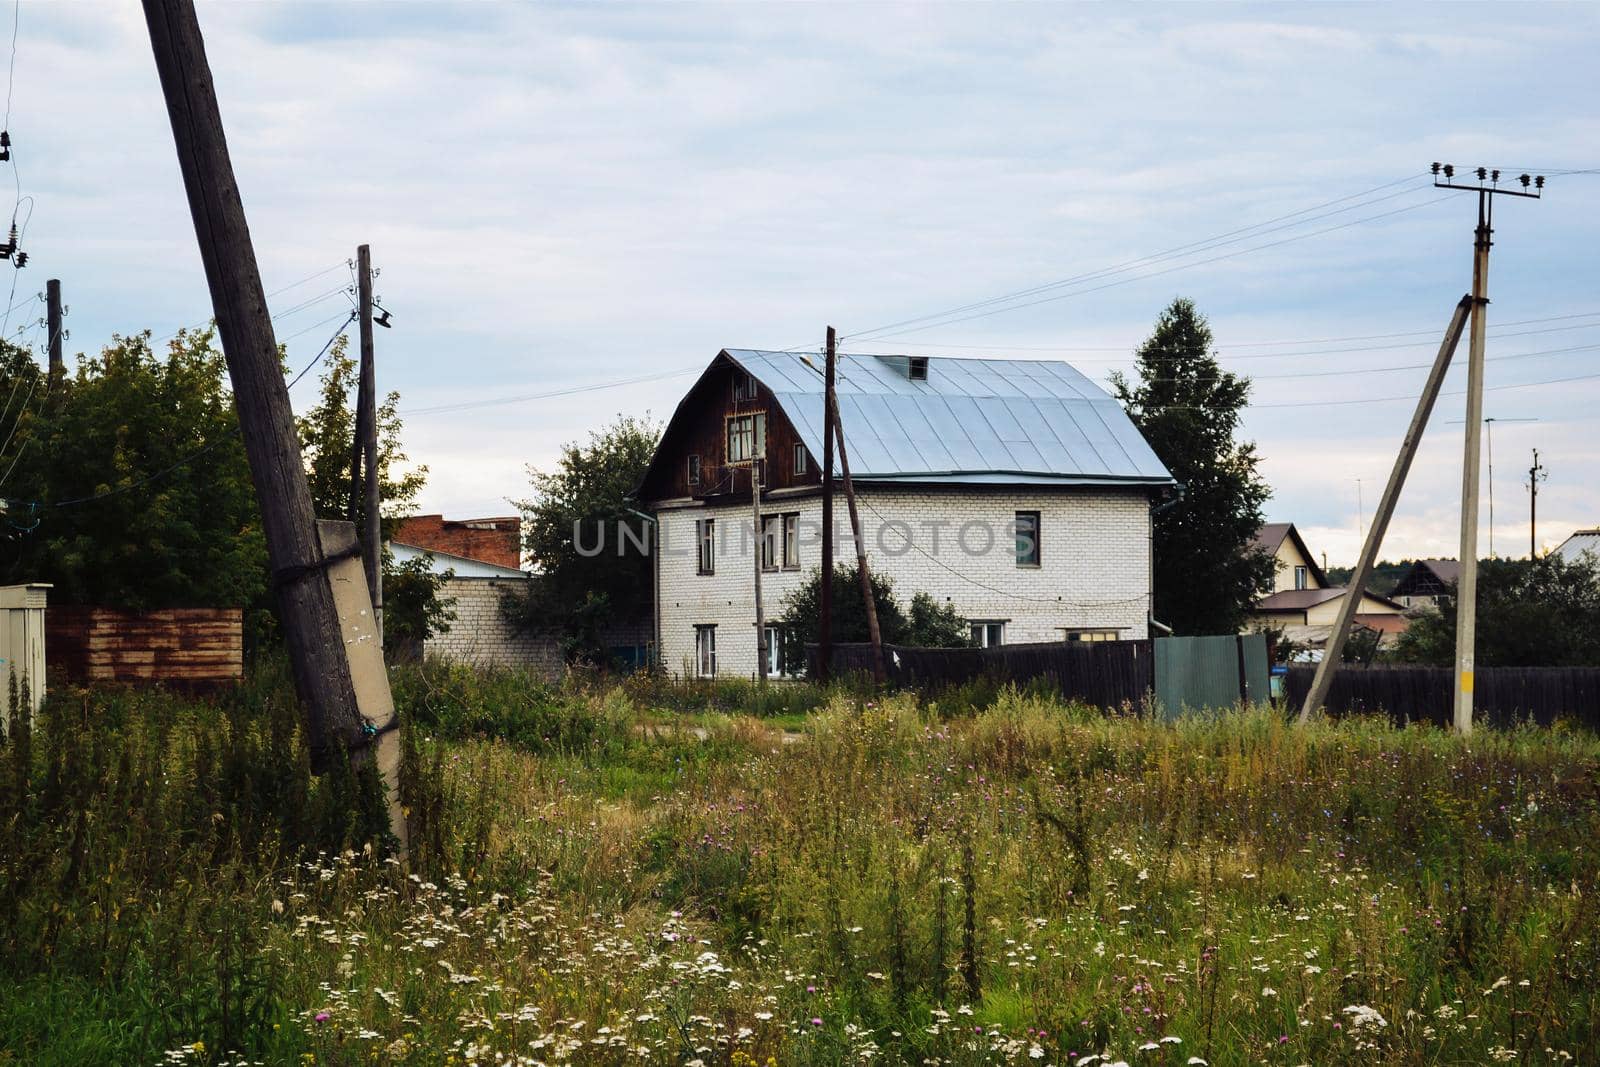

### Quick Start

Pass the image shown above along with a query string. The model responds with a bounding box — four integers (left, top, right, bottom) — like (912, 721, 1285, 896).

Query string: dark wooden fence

(812, 640, 1153, 710)
(1286, 665, 1600, 729)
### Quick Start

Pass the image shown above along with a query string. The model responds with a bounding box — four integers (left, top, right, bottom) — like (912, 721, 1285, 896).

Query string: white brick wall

(655, 485, 1152, 679)
(424, 576, 565, 676)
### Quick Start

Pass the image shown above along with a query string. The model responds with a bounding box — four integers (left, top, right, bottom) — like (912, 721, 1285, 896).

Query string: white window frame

(695, 625, 717, 677)
(697, 518, 715, 575)
(726, 412, 766, 464)
(1294, 565, 1308, 590)
(763, 624, 784, 677)
(971, 621, 1005, 648)
(782, 513, 799, 569)
(761, 514, 781, 572)
(1061, 628, 1118, 643)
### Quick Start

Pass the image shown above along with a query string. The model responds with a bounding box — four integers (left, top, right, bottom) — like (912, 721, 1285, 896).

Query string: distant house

(638, 349, 1175, 679)
(1246, 522, 1406, 653)
(1389, 559, 1460, 611)
(1553, 528, 1600, 564)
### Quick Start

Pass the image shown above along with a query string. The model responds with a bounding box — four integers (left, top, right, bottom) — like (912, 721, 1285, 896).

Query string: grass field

(1, 663, 1598, 1065)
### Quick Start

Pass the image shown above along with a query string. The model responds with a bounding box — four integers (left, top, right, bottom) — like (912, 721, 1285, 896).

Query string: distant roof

(1391, 558, 1461, 598)
(1251, 521, 1328, 587)
(718, 350, 1174, 487)
(1255, 587, 1405, 613)
(1554, 528, 1600, 562)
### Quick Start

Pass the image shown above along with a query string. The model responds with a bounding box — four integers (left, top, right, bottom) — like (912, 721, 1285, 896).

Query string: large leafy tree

(509, 415, 661, 663)
(1111, 298, 1275, 635)
(0, 329, 266, 610)
(1394, 554, 1600, 667)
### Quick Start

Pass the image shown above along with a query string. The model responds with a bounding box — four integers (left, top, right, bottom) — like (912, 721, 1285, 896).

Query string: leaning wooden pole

(142, 0, 405, 854)
(1299, 294, 1472, 723)
(817, 328, 836, 682)
(829, 381, 886, 685)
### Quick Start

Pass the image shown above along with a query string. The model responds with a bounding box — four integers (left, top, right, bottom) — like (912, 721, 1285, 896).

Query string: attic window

(908, 356, 929, 381)
(733, 372, 759, 401)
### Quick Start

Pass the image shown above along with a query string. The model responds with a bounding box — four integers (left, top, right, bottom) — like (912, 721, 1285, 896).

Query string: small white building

(637, 350, 1175, 679)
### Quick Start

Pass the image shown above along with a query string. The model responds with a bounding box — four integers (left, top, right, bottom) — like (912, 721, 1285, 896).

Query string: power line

(1135, 339, 1600, 384)
(1135, 365, 1600, 414)
(403, 364, 704, 416)
(848, 192, 1457, 342)
(841, 175, 1430, 342)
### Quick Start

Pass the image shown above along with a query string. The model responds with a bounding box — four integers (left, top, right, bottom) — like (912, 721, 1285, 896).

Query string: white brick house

(638, 350, 1175, 679)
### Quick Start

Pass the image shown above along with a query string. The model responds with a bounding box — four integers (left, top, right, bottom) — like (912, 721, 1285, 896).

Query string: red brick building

(391, 515, 522, 569)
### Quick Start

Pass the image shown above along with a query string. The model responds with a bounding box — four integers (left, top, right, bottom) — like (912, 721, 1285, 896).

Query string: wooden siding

(47, 606, 244, 688)
(642, 358, 821, 502)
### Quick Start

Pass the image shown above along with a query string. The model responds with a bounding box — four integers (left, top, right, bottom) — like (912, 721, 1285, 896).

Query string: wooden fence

(813, 640, 1153, 710)
(47, 606, 244, 689)
(1286, 665, 1600, 729)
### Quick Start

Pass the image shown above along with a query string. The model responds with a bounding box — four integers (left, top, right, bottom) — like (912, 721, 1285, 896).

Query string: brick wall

(423, 576, 651, 677)
(655, 484, 1151, 679)
(393, 515, 522, 569)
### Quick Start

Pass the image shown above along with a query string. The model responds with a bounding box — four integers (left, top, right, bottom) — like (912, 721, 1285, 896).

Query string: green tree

(1393, 554, 1600, 667)
(1, 329, 266, 610)
(1111, 298, 1275, 635)
(509, 415, 661, 664)
(775, 567, 973, 674)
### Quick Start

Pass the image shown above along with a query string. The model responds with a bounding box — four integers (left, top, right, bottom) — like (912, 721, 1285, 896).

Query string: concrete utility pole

(142, 0, 404, 848)
(752, 457, 767, 685)
(817, 327, 836, 682)
(1528, 448, 1547, 558)
(352, 244, 382, 639)
(1429, 164, 1543, 734)
(45, 279, 63, 390)
(829, 376, 886, 685)
(1300, 296, 1471, 723)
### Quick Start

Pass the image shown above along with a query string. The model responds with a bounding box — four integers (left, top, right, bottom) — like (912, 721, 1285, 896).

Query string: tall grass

(2, 670, 1598, 1065)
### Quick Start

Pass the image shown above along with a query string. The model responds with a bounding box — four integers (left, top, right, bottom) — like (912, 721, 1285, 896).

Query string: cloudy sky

(14, 2, 1600, 566)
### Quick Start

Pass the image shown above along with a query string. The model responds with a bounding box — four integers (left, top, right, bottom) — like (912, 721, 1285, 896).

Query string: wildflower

(315, 1012, 330, 1024)
(810, 1018, 823, 1027)
(1341, 1005, 1388, 1031)
(1261, 987, 1278, 998)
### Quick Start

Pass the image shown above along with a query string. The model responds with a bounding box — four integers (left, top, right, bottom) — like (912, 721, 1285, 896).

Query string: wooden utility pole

(352, 244, 382, 639)
(45, 279, 63, 390)
(818, 327, 836, 682)
(1528, 448, 1546, 558)
(1430, 163, 1543, 735)
(142, 0, 403, 843)
(829, 378, 886, 685)
(752, 457, 767, 685)
(1299, 295, 1472, 722)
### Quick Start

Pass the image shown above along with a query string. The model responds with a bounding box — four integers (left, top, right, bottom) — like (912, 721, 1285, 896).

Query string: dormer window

(909, 356, 929, 381)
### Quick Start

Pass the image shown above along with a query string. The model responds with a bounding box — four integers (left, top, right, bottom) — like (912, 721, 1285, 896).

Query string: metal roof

(722, 350, 1173, 487)
(1555, 528, 1600, 563)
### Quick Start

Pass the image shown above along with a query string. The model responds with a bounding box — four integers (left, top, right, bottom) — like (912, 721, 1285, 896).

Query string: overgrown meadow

(1, 664, 1597, 1066)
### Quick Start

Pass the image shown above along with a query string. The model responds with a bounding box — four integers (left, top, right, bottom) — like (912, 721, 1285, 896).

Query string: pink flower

(315, 1012, 330, 1024)
(811, 1017, 823, 1027)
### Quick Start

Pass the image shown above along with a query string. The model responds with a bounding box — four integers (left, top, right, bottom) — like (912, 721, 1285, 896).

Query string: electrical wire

(849, 193, 1457, 342)
(403, 365, 704, 416)
(841, 175, 1431, 342)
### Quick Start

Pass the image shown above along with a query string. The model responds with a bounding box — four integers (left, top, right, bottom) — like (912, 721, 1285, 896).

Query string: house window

(697, 518, 715, 575)
(695, 625, 717, 678)
(783, 513, 799, 568)
(971, 621, 1005, 648)
(687, 454, 701, 487)
(733, 372, 759, 401)
(727, 412, 767, 464)
(1014, 511, 1041, 568)
(761, 514, 781, 571)
(763, 624, 784, 677)
(909, 356, 929, 381)
(1294, 565, 1308, 590)
(793, 442, 808, 477)
(1062, 628, 1118, 643)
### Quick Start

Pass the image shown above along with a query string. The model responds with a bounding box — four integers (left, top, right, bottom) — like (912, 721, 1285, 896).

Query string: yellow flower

(191, 1042, 205, 1054)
